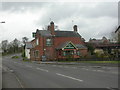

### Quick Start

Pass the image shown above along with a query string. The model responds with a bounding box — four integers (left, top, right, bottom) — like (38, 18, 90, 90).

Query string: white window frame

(36, 38, 39, 46)
(46, 38, 52, 46)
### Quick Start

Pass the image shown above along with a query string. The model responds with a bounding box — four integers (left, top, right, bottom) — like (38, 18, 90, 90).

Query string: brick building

(89, 37, 110, 45)
(30, 21, 87, 61)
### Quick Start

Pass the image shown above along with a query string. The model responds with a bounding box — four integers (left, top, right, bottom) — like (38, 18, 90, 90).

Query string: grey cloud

(1, 2, 118, 42)
(1, 2, 49, 12)
(35, 2, 117, 27)
(82, 2, 118, 18)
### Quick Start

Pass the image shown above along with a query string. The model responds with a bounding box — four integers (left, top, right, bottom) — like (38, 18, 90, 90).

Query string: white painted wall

(25, 49, 30, 59)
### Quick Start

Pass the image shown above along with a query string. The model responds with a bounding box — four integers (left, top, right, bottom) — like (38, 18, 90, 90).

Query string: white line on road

(82, 68, 89, 70)
(58, 66, 63, 68)
(36, 67, 49, 72)
(64, 66, 69, 68)
(106, 87, 117, 90)
(52, 65, 56, 67)
(72, 67, 77, 69)
(56, 73, 83, 82)
(97, 70, 104, 72)
(14, 73, 24, 88)
(14, 62, 17, 63)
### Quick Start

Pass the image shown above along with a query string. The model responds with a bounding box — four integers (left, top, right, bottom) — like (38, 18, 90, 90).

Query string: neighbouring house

(89, 37, 110, 45)
(30, 21, 88, 61)
(87, 37, 110, 54)
(87, 36, 120, 56)
(25, 42, 33, 59)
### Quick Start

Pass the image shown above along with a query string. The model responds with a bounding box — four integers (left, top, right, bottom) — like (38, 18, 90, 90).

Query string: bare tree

(1, 40, 8, 53)
(12, 38, 21, 53)
(22, 37, 28, 44)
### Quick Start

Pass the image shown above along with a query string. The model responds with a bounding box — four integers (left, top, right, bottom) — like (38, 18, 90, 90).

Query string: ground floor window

(31, 51, 35, 57)
(35, 50, 39, 58)
(63, 50, 74, 56)
(77, 51, 80, 56)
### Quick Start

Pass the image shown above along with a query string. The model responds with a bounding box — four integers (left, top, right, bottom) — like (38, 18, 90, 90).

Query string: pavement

(32, 61, 119, 67)
(2, 65, 22, 88)
(0, 53, 2, 89)
(2, 55, 119, 89)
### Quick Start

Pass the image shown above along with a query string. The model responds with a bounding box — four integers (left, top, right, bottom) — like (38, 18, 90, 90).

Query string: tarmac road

(2, 55, 119, 89)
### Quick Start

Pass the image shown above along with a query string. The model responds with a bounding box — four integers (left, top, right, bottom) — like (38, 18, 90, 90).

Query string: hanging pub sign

(32, 32, 36, 38)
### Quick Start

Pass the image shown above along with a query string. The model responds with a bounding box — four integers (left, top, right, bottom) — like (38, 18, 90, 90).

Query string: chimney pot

(73, 25, 77, 32)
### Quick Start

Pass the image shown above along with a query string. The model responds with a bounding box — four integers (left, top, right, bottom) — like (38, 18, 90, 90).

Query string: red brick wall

(79, 49, 88, 56)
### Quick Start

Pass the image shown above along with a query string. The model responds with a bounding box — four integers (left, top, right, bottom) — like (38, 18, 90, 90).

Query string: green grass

(11, 56, 19, 59)
(22, 57, 31, 62)
(23, 59, 31, 62)
(58, 60, 120, 64)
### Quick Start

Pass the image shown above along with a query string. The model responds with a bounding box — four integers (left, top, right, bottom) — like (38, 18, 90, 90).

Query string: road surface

(2, 55, 119, 89)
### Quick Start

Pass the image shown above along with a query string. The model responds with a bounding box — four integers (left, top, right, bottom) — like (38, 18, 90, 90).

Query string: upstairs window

(46, 38, 52, 46)
(36, 38, 39, 45)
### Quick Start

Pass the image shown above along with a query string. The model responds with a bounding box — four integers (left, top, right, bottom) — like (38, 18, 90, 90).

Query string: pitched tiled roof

(37, 29, 81, 37)
(56, 41, 70, 49)
(56, 41, 87, 49)
(55, 31, 81, 37)
(75, 44, 87, 49)
(38, 30, 52, 37)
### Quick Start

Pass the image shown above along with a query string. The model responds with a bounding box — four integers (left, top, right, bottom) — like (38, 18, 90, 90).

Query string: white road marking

(58, 66, 63, 68)
(72, 67, 77, 69)
(64, 66, 69, 68)
(106, 87, 116, 90)
(56, 73, 83, 82)
(14, 74, 24, 88)
(36, 67, 49, 72)
(82, 68, 89, 70)
(97, 70, 104, 72)
(52, 65, 56, 67)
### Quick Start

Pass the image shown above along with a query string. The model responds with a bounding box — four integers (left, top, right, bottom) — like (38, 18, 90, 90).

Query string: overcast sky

(0, 0, 119, 42)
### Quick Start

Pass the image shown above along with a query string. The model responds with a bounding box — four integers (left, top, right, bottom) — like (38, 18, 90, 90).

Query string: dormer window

(46, 38, 52, 46)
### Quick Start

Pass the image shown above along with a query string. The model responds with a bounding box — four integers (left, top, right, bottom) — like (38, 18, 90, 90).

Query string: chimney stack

(47, 25, 50, 30)
(50, 21, 55, 35)
(73, 25, 77, 32)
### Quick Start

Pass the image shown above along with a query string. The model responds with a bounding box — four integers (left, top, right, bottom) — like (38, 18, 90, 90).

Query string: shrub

(21, 51, 25, 57)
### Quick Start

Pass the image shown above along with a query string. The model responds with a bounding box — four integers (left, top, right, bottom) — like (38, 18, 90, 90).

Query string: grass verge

(11, 56, 19, 59)
(58, 61, 120, 64)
